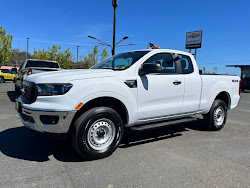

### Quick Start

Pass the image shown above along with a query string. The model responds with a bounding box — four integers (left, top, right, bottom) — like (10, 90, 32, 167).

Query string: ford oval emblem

(21, 88, 26, 94)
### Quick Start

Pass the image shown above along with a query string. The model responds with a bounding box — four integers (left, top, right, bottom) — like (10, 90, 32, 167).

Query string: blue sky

(1, 0, 250, 74)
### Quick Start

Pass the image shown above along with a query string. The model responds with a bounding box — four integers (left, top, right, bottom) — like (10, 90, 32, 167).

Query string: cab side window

(144, 53, 177, 74)
(179, 55, 194, 74)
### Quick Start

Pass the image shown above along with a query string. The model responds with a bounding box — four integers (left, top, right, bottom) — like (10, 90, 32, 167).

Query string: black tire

(71, 107, 124, 160)
(0, 77, 4, 83)
(203, 100, 227, 131)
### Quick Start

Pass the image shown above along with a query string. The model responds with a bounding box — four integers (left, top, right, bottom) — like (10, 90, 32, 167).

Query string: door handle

(173, 80, 182, 85)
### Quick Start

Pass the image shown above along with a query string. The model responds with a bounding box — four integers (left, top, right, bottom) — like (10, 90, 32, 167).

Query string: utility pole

(77, 46, 80, 63)
(26, 38, 30, 59)
(112, 0, 118, 56)
(88, 1, 135, 56)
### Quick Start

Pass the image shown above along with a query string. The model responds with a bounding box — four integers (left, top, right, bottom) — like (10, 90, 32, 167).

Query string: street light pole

(77, 46, 80, 63)
(112, 0, 118, 56)
(26, 38, 30, 59)
(88, 35, 134, 55)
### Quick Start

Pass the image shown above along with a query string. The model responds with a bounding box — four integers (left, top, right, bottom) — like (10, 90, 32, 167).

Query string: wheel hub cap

(87, 119, 116, 150)
(214, 107, 225, 127)
(97, 129, 105, 138)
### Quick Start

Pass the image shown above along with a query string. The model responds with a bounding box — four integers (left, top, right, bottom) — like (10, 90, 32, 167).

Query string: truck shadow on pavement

(0, 126, 85, 162)
(7, 91, 19, 102)
(0, 120, 208, 162)
(120, 119, 207, 148)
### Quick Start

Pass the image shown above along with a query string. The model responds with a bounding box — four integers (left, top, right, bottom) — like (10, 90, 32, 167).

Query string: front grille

(21, 81, 38, 104)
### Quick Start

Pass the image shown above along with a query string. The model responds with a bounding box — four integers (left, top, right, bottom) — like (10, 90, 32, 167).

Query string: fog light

(40, 115, 59, 125)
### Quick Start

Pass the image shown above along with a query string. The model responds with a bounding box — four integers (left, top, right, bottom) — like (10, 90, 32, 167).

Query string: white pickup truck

(16, 49, 241, 159)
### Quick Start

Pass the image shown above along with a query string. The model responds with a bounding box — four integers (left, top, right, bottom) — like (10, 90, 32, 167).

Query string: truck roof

(127, 49, 192, 56)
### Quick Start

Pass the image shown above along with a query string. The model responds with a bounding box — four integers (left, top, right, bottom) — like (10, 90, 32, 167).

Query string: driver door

(137, 52, 184, 121)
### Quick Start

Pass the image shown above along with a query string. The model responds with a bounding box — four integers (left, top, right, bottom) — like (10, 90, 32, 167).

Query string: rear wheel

(0, 77, 4, 83)
(203, 100, 227, 131)
(71, 107, 124, 160)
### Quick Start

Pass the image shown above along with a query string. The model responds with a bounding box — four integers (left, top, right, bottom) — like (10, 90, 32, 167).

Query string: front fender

(78, 92, 134, 125)
(67, 78, 138, 126)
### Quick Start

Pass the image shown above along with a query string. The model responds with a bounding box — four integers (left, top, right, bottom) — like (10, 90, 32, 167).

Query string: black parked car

(241, 78, 250, 92)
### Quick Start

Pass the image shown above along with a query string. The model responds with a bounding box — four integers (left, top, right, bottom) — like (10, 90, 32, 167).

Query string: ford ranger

(15, 49, 241, 159)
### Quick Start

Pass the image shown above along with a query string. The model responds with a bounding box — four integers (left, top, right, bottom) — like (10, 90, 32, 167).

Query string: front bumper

(16, 98, 76, 133)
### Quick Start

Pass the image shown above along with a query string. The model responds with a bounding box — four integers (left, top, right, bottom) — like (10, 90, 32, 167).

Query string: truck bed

(199, 74, 240, 113)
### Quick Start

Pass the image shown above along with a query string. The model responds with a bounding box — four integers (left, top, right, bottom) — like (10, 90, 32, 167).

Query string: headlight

(36, 83, 73, 96)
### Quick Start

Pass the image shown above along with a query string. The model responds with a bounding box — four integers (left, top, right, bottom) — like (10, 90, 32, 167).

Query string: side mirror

(139, 63, 161, 75)
(199, 70, 202, 74)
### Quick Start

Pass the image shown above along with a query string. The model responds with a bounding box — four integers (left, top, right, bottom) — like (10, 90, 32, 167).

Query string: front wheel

(0, 77, 4, 83)
(71, 107, 124, 160)
(203, 100, 227, 131)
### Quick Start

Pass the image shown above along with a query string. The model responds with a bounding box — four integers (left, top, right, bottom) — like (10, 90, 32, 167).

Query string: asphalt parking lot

(0, 82, 249, 188)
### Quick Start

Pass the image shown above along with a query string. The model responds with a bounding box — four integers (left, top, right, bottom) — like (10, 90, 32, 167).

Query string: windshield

(26, 61, 59, 68)
(91, 51, 149, 70)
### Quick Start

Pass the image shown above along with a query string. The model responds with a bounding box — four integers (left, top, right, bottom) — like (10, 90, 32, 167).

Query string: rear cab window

(179, 55, 194, 74)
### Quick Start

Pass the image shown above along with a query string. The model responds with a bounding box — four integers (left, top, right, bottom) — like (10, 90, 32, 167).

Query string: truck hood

(26, 69, 121, 83)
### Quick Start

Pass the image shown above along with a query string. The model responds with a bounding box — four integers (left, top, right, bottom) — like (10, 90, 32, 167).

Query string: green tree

(202, 66, 217, 74)
(84, 46, 109, 69)
(101, 48, 109, 61)
(10, 48, 23, 67)
(33, 45, 72, 69)
(0, 26, 13, 66)
(9, 48, 32, 67)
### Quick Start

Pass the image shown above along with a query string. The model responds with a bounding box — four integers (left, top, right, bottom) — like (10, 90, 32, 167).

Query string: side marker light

(75, 102, 84, 110)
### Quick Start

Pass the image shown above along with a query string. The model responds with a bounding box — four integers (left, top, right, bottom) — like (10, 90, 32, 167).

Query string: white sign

(185, 30, 203, 49)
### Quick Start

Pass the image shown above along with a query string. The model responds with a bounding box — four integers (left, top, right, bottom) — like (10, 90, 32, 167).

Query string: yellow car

(0, 69, 15, 83)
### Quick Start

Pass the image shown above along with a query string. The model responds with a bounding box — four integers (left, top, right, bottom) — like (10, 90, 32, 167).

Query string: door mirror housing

(139, 63, 161, 75)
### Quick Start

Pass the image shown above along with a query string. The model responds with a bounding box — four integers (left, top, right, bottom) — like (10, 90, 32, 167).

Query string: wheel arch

(68, 95, 131, 135)
(214, 91, 231, 109)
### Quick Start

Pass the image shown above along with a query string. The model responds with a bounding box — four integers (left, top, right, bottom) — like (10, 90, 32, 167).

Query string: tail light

(239, 80, 241, 95)
(27, 69, 32, 75)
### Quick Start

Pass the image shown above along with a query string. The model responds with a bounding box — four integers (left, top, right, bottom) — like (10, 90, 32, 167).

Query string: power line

(13, 37, 96, 47)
